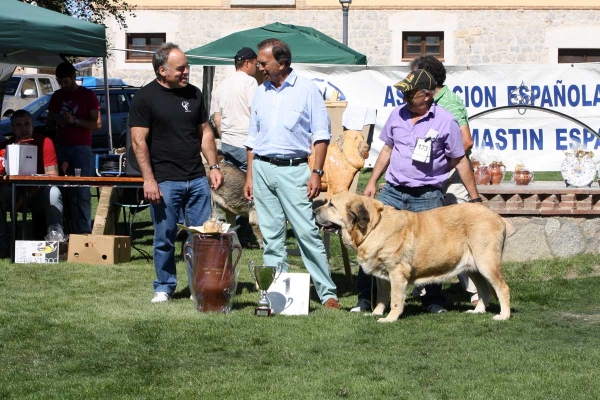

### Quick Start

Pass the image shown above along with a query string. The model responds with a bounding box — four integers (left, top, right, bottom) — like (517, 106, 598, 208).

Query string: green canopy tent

(185, 22, 367, 66)
(185, 22, 367, 110)
(0, 0, 106, 67)
(0, 0, 117, 148)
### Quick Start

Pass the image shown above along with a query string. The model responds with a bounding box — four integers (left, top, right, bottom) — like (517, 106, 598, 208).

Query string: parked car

(1, 74, 60, 117)
(0, 85, 139, 152)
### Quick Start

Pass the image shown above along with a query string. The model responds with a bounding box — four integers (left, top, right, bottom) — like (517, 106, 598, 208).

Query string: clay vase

(184, 232, 242, 313)
(489, 163, 506, 185)
(512, 169, 534, 185)
(474, 165, 491, 185)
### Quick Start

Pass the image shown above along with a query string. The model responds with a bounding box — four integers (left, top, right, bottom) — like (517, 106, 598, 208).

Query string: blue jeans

(221, 143, 247, 172)
(55, 145, 92, 234)
(150, 176, 211, 295)
(357, 183, 446, 309)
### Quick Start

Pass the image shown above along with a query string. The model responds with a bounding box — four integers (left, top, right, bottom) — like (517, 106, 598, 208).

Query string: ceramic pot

(184, 232, 242, 313)
(489, 163, 506, 185)
(512, 169, 534, 185)
(475, 165, 491, 185)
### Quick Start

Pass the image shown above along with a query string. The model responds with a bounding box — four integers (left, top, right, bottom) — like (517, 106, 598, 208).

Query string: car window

(21, 78, 38, 97)
(109, 94, 119, 114)
(97, 94, 106, 114)
(5, 77, 20, 96)
(38, 78, 54, 95)
(97, 93, 128, 114)
(117, 93, 129, 113)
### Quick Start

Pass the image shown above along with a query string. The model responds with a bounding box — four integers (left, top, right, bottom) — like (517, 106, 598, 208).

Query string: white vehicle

(2, 74, 60, 117)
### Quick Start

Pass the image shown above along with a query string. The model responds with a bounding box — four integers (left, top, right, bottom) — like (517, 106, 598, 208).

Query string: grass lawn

(2, 170, 599, 399)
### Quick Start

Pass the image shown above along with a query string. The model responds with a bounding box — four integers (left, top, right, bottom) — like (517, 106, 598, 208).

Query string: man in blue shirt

(243, 38, 339, 310)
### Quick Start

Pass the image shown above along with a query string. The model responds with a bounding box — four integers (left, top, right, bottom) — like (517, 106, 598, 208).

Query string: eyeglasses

(403, 90, 426, 102)
(256, 60, 276, 68)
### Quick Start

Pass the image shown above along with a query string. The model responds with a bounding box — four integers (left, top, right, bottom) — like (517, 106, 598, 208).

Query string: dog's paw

(377, 315, 398, 324)
(465, 309, 486, 314)
(493, 314, 510, 321)
(372, 305, 386, 315)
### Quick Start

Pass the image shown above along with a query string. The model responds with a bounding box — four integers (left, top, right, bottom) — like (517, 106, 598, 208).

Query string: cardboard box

(15, 241, 60, 263)
(67, 234, 131, 265)
(6, 144, 37, 176)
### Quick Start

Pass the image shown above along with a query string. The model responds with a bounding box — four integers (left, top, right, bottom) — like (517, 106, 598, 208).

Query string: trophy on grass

(248, 261, 282, 316)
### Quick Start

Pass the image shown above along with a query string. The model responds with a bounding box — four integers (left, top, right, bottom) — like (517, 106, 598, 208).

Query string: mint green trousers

(252, 159, 337, 303)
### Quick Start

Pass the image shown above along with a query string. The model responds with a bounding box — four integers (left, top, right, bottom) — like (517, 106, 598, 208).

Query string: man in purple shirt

(355, 69, 481, 314)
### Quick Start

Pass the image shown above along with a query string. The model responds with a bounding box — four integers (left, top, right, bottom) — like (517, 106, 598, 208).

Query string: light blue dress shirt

(244, 69, 331, 159)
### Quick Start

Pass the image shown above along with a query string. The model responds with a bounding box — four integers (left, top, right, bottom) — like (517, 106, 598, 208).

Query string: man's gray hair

(153, 42, 181, 78)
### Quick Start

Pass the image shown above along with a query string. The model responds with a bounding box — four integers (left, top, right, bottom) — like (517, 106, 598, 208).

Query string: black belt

(254, 155, 308, 166)
(390, 184, 440, 196)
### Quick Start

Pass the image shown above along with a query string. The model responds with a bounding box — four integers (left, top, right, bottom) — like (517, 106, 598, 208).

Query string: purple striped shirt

(379, 103, 464, 188)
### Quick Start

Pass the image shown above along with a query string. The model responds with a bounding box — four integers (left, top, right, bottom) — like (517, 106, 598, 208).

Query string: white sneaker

(151, 292, 170, 303)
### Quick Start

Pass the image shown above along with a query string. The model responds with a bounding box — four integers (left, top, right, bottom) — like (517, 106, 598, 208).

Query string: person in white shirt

(210, 47, 258, 172)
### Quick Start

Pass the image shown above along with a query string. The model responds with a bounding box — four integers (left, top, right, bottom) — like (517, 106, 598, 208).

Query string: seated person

(0, 110, 63, 257)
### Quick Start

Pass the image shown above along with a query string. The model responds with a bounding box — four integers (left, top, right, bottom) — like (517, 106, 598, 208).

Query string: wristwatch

(469, 197, 483, 203)
(312, 169, 324, 177)
(73, 118, 80, 126)
(209, 164, 221, 170)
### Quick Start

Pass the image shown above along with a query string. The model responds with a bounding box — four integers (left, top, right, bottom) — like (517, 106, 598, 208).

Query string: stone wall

(98, 9, 600, 87)
(503, 216, 600, 262)
(478, 182, 600, 262)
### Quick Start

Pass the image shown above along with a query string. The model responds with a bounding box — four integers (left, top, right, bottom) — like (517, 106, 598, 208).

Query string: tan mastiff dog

(315, 191, 512, 323)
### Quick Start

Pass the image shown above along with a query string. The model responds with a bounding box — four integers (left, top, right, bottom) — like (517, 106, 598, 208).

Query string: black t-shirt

(128, 80, 208, 182)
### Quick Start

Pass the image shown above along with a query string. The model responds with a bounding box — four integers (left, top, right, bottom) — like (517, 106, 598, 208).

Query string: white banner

(294, 63, 600, 171)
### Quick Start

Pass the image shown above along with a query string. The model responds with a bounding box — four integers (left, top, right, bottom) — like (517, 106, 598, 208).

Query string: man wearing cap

(356, 69, 481, 315)
(409, 55, 480, 306)
(210, 47, 258, 172)
(243, 38, 340, 310)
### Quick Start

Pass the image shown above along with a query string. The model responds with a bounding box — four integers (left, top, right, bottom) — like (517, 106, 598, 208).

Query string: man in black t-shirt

(129, 42, 223, 303)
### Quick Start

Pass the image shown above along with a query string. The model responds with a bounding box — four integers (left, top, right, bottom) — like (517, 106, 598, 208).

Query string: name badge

(412, 138, 432, 163)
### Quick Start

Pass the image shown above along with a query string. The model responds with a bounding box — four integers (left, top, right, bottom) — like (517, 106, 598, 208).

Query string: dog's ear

(346, 198, 370, 231)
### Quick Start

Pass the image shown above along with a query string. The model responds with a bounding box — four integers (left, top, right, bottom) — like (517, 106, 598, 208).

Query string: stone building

(98, 1, 600, 262)
(99, 0, 600, 87)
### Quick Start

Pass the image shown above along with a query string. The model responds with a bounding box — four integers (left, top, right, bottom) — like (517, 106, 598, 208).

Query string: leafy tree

(23, 0, 135, 28)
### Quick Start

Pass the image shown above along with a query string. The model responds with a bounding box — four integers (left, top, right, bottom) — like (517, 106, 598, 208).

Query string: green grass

(2, 190, 600, 399)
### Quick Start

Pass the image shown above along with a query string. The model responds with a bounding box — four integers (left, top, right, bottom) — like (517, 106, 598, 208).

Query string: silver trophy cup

(248, 260, 282, 316)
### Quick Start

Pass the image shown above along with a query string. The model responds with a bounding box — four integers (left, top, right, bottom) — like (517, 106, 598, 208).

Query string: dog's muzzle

(315, 218, 341, 234)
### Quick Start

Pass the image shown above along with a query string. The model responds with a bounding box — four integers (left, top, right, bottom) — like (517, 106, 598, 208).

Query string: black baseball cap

(235, 47, 258, 61)
(394, 69, 437, 93)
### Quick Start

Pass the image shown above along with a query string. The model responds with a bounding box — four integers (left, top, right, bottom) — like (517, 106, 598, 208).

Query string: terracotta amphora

(489, 162, 506, 185)
(512, 169, 534, 185)
(474, 165, 491, 185)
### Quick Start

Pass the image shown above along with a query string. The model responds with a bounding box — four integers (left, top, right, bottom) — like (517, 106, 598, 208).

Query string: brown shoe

(323, 298, 340, 310)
